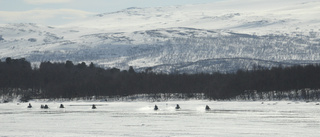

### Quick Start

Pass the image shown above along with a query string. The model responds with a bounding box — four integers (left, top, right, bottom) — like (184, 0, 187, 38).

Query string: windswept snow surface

(1, 0, 320, 73)
(1, 101, 320, 137)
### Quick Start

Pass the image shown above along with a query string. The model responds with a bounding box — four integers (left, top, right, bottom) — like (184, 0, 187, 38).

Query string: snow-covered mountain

(0, 0, 320, 73)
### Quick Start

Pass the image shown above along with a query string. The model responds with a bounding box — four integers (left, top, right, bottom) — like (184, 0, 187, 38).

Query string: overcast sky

(0, 0, 222, 25)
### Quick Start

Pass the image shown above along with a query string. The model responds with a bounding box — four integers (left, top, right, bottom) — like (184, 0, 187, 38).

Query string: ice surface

(1, 101, 320, 137)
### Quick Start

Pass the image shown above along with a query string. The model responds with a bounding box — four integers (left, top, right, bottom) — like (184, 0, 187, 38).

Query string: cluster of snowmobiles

(153, 104, 211, 111)
(27, 103, 60, 109)
(27, 103, 87, 109)
(27, 103, 212, 111)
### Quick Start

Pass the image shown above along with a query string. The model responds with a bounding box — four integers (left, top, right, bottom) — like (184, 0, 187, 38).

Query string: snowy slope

(71, 0, 320, 35)
(0, 0, 320, 73)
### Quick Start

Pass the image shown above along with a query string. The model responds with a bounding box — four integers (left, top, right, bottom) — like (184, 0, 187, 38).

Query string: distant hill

(1, 0, 320, 73)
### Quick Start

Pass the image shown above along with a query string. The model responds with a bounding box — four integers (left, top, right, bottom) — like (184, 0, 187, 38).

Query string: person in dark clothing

(44, 104, 49, 109)
(40, 105, 44, 109)
(154, 105, 158, 110)
(92, 104, 96, 109)
(205, 105, 210, 111)
(59, 104, 64, 108)
(27, 103, 32, 108)
(175, 104, 180, 110)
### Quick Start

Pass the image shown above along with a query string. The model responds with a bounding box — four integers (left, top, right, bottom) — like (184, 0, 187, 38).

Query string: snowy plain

(1, 101, 320, 137)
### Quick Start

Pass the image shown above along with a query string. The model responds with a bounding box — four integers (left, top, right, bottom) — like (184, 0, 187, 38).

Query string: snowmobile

(27, 103, 32, 108)
(205, 105, 210, 111)
(92, 104, 97, 109)
(154, 105, 158, 110)
(175, 104, 180, 110)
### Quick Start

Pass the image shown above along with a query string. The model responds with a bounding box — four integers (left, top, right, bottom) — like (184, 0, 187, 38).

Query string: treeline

(1, 57, 320, 101)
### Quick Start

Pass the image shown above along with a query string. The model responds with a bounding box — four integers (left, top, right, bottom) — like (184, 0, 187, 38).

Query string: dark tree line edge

(1, 57, 320, 102)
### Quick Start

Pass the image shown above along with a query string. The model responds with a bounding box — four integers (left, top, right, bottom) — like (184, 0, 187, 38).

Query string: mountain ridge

(1, 0, 320, 73)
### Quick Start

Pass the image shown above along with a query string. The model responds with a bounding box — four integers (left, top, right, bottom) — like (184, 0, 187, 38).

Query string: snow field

(1, 101, 320, 137)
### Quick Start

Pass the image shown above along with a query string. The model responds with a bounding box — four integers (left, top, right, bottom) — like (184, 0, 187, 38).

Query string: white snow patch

(1, 101, 320, 136)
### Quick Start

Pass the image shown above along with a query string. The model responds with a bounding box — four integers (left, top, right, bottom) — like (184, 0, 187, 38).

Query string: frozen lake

(1, 101, 320, 137)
